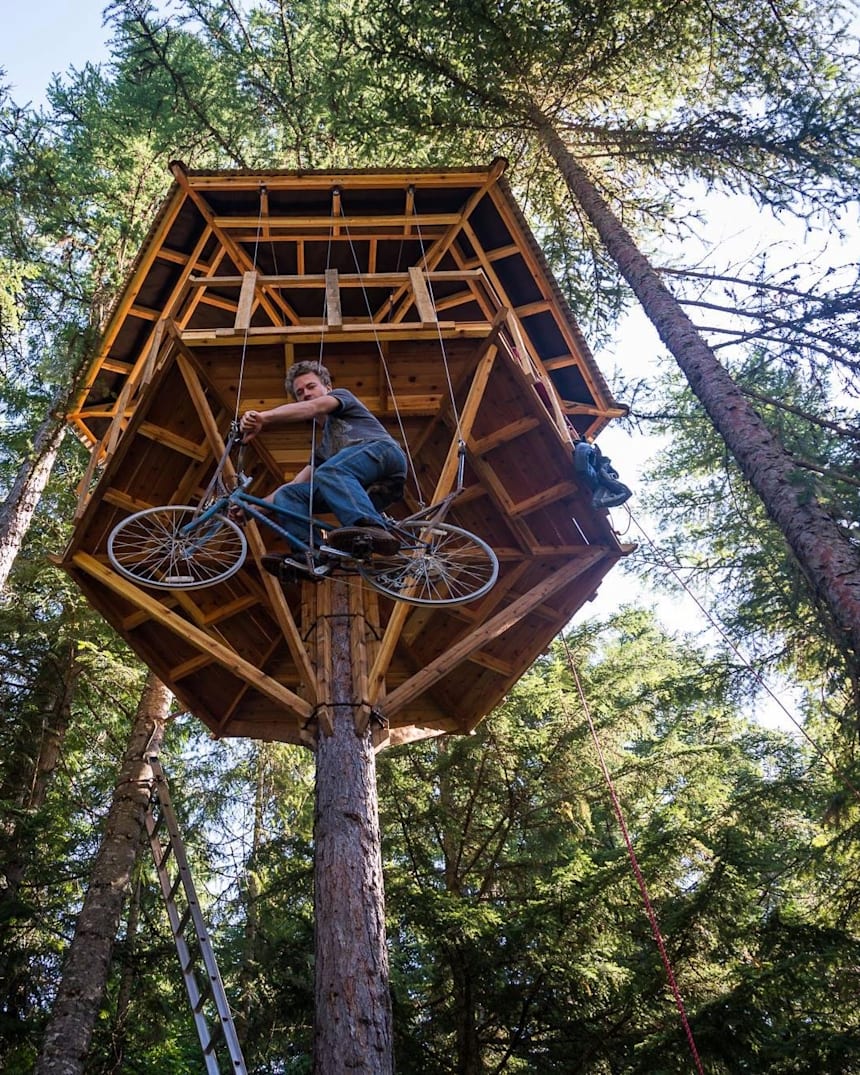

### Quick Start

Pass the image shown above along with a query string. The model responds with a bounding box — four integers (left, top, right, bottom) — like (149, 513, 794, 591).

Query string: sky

(2, 1, 113, 107)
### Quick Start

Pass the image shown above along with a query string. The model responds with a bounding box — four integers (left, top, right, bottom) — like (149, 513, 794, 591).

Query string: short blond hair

(285, 361, 332, 398)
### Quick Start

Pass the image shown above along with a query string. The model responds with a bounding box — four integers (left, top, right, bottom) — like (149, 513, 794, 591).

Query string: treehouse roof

(61, 161, 630, 749)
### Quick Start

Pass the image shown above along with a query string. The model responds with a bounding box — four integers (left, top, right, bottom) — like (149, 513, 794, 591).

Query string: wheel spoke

(108, 506, 247, 590)
(358, 521, 497, 606)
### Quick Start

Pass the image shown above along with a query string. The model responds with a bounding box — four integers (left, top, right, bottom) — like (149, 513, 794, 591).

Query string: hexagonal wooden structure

(60, 161, 629, 749)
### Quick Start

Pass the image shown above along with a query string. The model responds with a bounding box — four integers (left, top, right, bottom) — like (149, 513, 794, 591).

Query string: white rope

(338, 191, 426, 506)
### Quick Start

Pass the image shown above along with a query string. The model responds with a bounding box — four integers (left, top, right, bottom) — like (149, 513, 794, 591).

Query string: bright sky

(2, 1, 112, 106)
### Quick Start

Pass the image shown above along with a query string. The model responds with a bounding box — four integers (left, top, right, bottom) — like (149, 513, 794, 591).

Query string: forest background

(2, 1, 860, 1072)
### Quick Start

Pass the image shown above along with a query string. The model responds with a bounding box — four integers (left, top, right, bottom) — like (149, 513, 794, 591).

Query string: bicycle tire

(108, 505, 247, 590)
(358, 520, 498, 606)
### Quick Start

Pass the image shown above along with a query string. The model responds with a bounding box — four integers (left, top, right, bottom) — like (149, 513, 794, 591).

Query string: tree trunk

(313, 580, 393, 1074)
(236, 742, 265, 1045)
(34, 672, 171, 1075)
(0, 398, 66, 591)
(535, 113, 860, 663)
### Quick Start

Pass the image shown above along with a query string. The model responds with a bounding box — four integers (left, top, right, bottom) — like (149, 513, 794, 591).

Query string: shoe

(260, 554, 327, 585)
(327, 525, 400, 558)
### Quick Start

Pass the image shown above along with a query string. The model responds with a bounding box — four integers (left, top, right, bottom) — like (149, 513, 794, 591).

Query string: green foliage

(634, 347, 860, 723)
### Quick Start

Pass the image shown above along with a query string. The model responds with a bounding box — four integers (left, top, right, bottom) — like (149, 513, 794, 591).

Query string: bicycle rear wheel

(358, 520, 498, 606)
(108, 505, 247, 590)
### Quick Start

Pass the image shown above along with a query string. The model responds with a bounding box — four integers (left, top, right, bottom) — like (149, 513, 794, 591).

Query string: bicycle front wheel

(358, 520, 498, 606)
(108, 505, 247, 590)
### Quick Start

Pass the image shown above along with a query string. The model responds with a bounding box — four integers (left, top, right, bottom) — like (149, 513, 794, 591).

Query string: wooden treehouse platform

(60, 161, 630, 749)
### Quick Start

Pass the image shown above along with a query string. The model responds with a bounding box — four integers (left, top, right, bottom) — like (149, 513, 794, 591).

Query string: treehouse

(60, 161, 630, 749)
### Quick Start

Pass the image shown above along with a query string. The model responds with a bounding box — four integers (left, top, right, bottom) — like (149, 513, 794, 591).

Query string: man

(238, 361, 406, 576)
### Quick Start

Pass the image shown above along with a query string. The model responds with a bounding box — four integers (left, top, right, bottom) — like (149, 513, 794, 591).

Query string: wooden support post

(408, 266, 437, 324)
(313, 579, 393, 1074)
(234, 271, 258, 330)
(325, 269, 342, 327)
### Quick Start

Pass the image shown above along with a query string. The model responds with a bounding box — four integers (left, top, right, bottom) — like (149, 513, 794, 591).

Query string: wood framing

(60, 163, 630, 748)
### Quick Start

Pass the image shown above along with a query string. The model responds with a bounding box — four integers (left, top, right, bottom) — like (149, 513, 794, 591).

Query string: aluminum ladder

(145, 756, 248, 1074)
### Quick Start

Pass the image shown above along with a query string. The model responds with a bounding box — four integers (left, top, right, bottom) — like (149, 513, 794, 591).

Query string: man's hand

(240, 409, 266, 441)
(227, 502, 247, 526)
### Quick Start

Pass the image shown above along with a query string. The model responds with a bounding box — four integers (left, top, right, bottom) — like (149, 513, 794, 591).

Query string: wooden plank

(243, 524, 319, 700)
(179, 322, 484, 346)
(137, 422, 209, 460)
(169, 163, 298, 327)
(383, 160, 508, 325)
(379, 551, 607, 720)
(325, 269, 342, 327)
(508, 481, 578, 517)
(211, 212, 462, 229)
(470, 416, 540, 455)
(70, 187, 187, 416)
(140, 318, 167, 386)
(409, 267, 437, 324)
(234, 270, 258, 330)
(72, 551, 314, 721)
(103, 378, 135, 458)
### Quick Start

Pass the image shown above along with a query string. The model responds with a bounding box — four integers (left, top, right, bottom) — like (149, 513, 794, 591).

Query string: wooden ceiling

(61, 162, 631, 749)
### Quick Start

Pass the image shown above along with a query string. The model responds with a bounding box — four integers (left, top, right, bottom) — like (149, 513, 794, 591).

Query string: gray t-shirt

(315, 389, 400, 463)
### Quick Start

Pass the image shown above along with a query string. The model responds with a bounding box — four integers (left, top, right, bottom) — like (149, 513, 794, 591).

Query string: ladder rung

(157, 842, 174, 871)
(178, 905, 192, 935)
(193, 981, 213, 1014)
(203, 1020, 224, 1053)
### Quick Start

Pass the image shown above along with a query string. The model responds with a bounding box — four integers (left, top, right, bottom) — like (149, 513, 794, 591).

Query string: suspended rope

(559, 633, 707, 1075)
(232, 186, 266, 427)
(338, 187, 464, 508)
(337, 192, 425, 504)
(412, 190, 465, 450)
(303, 201, 338, 556)
(629, 511, 860, 803)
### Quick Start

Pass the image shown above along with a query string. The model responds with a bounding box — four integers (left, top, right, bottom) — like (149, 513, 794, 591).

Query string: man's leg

(313, 442, 406, 528)
(270, 482, 323, 552)
(315, 442, 406, 556)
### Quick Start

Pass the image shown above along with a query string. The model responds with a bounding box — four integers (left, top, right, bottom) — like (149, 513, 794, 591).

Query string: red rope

(561, 635, 706, 1075)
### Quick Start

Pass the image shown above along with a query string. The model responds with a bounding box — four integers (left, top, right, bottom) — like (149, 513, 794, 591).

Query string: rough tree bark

(313, 579, 393, 1074)
(534, 112, 860, 664)
(0, 397, 66, 591)
(34, 672, 171, 1075)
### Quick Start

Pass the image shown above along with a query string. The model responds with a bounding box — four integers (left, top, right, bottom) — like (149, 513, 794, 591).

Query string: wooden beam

(379, 551, 607, 720)
(409, 267, 437, 324)
(383, 159, 508, 325)
(137, 422, 209, 461)
(72, 552, 314, 721)
(325, 269, 342, 327)
(234, 271, 258, 330)
(211, 212, 461, 229)
(189, 270, 485, 288)
(180, 322, 488, 346)
(170, 162, 298, 327)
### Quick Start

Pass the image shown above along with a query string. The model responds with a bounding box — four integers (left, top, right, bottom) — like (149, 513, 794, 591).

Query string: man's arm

(240, 394, 339, 441)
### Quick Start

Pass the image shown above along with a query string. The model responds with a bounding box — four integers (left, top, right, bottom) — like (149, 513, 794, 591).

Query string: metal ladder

(145, 756, 248, 1074)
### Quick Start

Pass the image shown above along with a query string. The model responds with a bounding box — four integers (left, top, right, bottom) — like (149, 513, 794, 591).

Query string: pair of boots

(260, 523, 399, 585)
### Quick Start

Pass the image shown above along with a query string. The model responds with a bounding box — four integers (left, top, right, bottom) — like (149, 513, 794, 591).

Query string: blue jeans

(271, 439, 407, 552)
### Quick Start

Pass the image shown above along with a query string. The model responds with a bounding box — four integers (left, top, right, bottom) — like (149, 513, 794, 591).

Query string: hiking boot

(260, 554, 327, 585)
(326, 525, 401, 558)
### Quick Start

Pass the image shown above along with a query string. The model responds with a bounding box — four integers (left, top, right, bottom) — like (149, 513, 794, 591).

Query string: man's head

(286, 361, 332, 400)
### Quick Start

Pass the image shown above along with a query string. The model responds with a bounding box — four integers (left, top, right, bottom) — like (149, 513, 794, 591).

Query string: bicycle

(107, 430, 498, 607)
